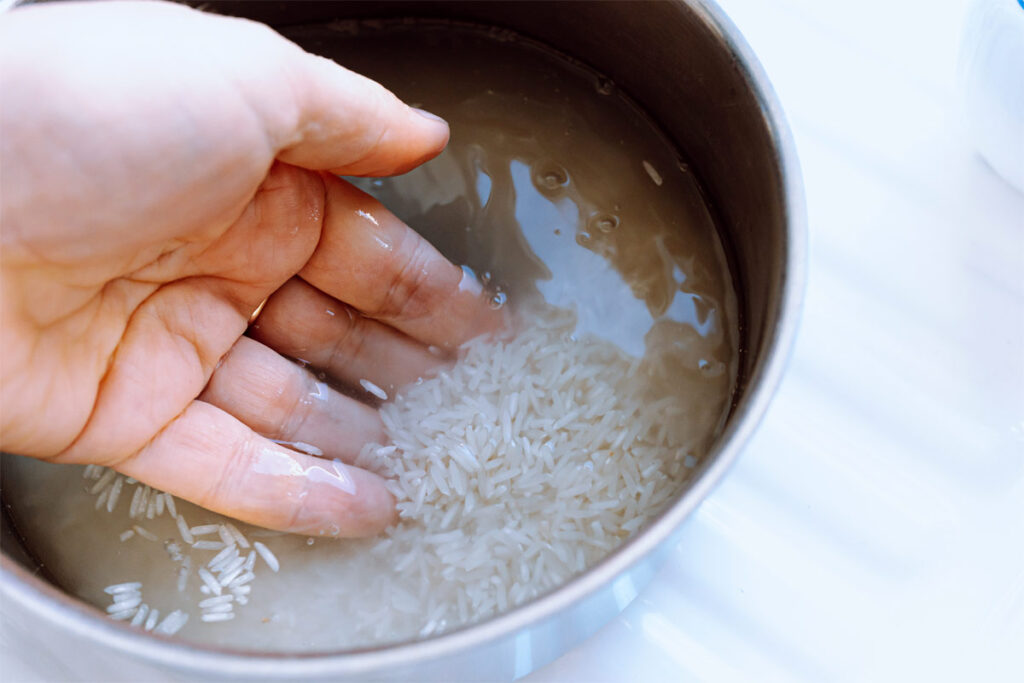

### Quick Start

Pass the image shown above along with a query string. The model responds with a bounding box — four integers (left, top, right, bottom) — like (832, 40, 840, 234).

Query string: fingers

(249, 278, 444, 396)
(199, 336, 385, 463)
(300, 176, 506, 350)
(117, 401, 396, 538)
(256, 28, 450, 176)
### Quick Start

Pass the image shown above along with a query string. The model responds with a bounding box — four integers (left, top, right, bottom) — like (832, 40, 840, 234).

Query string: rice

(154, 610, 189, 636)
(192, 540, 226, 551)
(201, 612, 235, 623)
(175, 515, 194, 545)
(224, 523, 250, 549)
(80, 305, 720, 648)
(359, 378, 388, 401)
(333, 306, 707, 643)
(253, 541, 279, 573)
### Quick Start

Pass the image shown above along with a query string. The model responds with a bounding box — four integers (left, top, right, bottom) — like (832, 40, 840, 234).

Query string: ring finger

(199, 336, 384, 463)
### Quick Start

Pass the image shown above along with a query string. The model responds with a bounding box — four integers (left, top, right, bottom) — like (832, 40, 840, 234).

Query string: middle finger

(249, 277, 444, 398)
(299, 174, 505, 350)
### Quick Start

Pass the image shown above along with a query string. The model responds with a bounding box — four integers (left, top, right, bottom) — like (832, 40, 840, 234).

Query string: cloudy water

(2, 21, 738, 652)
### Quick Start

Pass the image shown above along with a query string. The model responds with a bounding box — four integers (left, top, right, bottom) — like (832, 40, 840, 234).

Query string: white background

(3, 0, 1023, 681)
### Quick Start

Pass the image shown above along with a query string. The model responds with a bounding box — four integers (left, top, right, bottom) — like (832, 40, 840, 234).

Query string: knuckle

(328, 306, 368, 368)
(377, 239, 434, 322)
(276, 372, 315, 440)
(201, 428, 257, 510)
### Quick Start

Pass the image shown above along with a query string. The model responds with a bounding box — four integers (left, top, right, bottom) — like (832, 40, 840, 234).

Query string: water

(3, 20, 738, 652)
(312, 21, 738, 363)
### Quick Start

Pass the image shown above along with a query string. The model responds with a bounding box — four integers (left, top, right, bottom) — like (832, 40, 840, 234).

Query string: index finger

(299, 175, 506, 349)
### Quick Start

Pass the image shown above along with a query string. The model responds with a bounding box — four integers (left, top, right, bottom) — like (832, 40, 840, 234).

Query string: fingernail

(411, 107, 448, 125)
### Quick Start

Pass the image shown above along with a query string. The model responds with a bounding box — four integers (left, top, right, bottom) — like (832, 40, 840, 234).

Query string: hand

(0, 1, 501, 537)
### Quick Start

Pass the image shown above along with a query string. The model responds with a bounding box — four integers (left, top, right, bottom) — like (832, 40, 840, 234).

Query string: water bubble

(532, 163, 569, 192)
(306, 538, 315, 546)
(589, 213, 620, 233)
(480, 271, 492, 285)
(595, 77, 614, 95)
(553, 228, 562, 236)
(698, 359, 725, 378)
(488, 290, 508, 310)
(576, 231, 592, 246)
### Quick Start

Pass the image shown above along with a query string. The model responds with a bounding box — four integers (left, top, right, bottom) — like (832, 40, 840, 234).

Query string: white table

(3, 0, 1022, 681)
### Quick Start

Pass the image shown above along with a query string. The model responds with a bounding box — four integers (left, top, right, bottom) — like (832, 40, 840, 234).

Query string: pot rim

(0, 0, 806, 676)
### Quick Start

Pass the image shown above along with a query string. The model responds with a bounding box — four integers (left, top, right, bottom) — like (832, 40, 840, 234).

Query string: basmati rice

(78, 304, 726, 648)
(253, 542, 279, 573)
(359, 379, 388, 401)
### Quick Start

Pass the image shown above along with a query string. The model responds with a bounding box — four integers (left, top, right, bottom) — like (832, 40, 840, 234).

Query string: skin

(0, 1, 502, 537)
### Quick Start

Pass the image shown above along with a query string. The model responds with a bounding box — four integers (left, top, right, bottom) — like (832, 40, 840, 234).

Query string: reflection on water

(323, 21, 736, 366)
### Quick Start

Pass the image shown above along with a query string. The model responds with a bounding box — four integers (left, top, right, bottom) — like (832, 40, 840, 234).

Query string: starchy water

(2, 21, 738, 652)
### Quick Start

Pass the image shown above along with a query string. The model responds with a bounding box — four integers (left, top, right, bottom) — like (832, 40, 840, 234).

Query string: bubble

(589, 213, 620, 233)
(489, 290, 508, 310)
(306, 538, 315, 546)
(576, 231, 592, 246)
(595, 76, 614, 95)
(480, 271, 492, 285)
(532, 162, 569, 192)
(698, 359, 725, 378)
(554, 228, 562, 236)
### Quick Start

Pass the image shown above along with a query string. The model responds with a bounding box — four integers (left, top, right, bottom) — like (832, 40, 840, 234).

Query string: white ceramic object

(959, 0, 1024, 193)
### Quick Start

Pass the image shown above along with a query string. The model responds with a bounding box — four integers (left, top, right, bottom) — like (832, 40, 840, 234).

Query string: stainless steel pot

(0, 1, 805, 679)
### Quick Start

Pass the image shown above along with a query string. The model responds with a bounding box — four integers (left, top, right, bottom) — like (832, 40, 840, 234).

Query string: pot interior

(1, 0, 797, 673)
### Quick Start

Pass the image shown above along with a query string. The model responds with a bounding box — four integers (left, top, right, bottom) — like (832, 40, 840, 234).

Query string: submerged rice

(342, 307, 700, 641)
(81, 306, 714, 646)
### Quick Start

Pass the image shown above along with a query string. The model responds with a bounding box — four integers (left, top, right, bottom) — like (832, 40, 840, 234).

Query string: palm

(0, 1, 498, 537)
(4, 162, 321, 460)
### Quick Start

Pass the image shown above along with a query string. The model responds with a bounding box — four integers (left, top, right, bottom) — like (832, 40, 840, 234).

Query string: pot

(0, 1, 805, 679)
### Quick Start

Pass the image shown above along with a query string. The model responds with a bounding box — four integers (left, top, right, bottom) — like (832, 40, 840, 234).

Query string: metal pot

(0, 1, 805, 679)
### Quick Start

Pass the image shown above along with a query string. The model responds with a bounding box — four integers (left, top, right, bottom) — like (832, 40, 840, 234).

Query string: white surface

(2, 0, 1023, 681)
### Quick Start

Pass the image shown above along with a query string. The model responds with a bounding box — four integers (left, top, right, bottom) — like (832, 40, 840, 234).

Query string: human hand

(0, 1, 502, 537)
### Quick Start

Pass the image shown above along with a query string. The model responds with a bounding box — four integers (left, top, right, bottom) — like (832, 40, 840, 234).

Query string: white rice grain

(253, 542, 279, 573)
(198, 567, 221, 596)
(130, 603, 149, 627)
(198, 595, 234, 608)
(223, 523, 249, 549)
(201, 612, 235, 623)
(154, 610, 189, 636)
(192, 541, 225, 551)
(175, 515, 194, 545)
(163, 493, 178, 519)
(360, 378, 388, 400)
